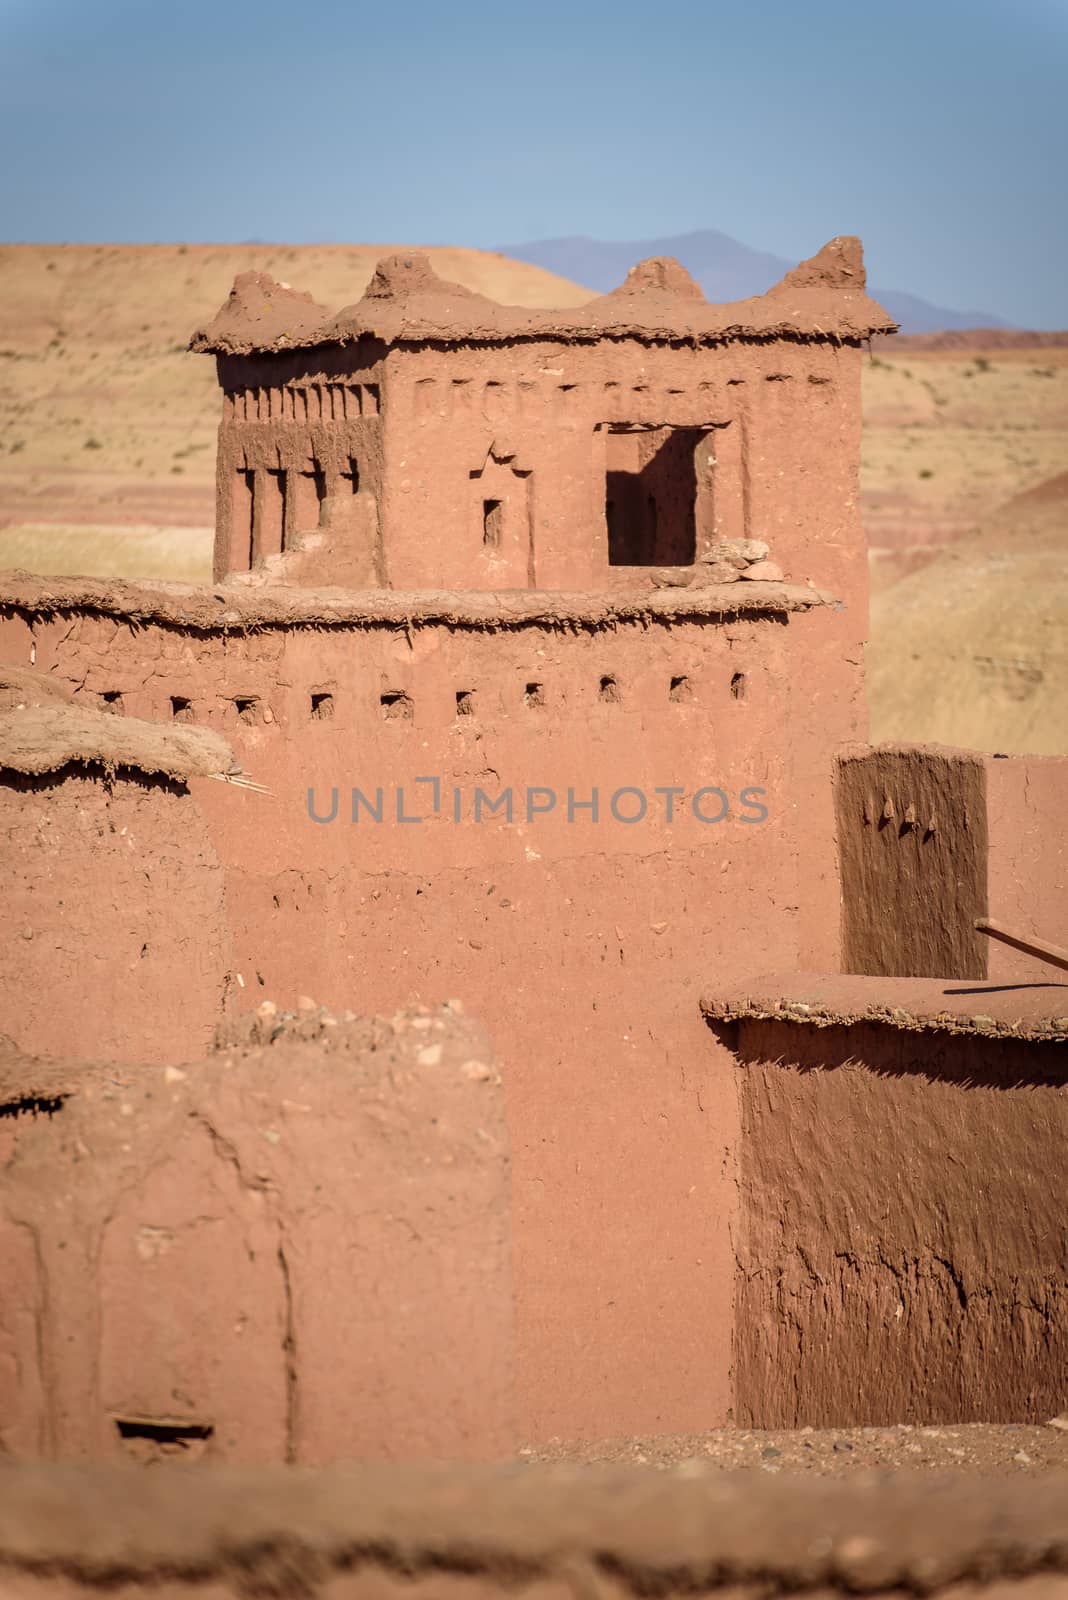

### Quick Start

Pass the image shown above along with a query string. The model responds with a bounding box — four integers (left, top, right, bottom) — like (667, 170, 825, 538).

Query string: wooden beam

(974, 918, 1068, 975)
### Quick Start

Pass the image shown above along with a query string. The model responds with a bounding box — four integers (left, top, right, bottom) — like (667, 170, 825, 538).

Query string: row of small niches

(99, 673, 750, 725)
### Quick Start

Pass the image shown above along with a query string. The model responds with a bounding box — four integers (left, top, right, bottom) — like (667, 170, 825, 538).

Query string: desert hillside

(868, 471, 1068, 756)
(1, 245, 1065, 753)
(862, 338, 1068, 592)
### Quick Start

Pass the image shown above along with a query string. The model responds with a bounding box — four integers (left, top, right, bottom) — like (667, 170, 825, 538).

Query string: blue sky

(1, 0, 1065, 325)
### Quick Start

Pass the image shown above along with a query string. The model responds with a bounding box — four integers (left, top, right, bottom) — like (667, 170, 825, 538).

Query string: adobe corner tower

(193, 237, 895, 602)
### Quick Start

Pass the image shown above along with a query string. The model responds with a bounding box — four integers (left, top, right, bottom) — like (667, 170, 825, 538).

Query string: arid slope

(868, 471, 1068, 754)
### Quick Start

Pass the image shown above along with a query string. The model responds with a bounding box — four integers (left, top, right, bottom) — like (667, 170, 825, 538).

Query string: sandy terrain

(867, 471, 1068, 753)
(861, 337, 1067, 753)
(1, 246, 1065, 753)
(862, 339, 1068, 592)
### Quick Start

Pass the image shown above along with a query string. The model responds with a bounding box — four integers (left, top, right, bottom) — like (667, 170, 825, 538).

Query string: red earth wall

(0, 1008, 513, 1464)
(723, 1008, 1068, 1427)
(1, 1461, 1067, 1600)
(0, 767, 230, 1063)
(0, 592, 865, 1443)
(214, 336, 867, 601)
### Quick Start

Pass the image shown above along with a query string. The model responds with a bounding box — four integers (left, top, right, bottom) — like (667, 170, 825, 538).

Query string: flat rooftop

(0, 574, 839, 633)
(701, 972, 1068, 1043)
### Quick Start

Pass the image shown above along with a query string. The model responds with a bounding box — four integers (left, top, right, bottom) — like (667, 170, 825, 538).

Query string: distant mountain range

(498, 230, 1012, 335)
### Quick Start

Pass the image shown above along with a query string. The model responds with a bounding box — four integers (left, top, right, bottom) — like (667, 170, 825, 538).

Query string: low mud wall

(720, 1000, 1068, 1427)
(1, 1460, 1067, 1600)
(0, 1007, 513, 1464)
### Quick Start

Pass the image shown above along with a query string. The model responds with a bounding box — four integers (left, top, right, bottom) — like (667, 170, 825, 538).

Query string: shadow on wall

(606, 426, 709, 567)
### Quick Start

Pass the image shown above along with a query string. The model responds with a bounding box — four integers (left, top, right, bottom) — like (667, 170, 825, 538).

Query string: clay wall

(0, 1007, 513, 1464)
(381, 338, 866, 606)
(213, 337, 867, 611)
(0, 592, 865, 1442)
(725, 1012, 1068, 1427)
(985, 753, 1068, 981)
(836, 744, 1068, 981)
(0, 766, 230, 1063)
(1, 1462, 1066, 1600)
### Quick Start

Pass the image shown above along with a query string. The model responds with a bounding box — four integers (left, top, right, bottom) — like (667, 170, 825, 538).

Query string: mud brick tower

(193, 238, 894, 597)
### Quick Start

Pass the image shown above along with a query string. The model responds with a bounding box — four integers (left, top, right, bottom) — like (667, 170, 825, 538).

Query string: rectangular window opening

(234, 696, 258, 726)
(605, 425, 704, 567)
(170, 695, 193, 722)
(482, 499, 503, 548)
(310, 692, 334, 721)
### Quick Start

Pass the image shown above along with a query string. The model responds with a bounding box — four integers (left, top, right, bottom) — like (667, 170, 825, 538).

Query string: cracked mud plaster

(731, 1019, 1068, 1427)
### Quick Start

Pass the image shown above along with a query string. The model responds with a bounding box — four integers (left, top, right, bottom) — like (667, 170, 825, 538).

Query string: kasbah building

(0, 236, 1065, 1468)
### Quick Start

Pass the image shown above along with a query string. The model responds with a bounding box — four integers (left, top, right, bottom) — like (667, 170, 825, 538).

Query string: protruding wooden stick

(975, 918, 1068, 974)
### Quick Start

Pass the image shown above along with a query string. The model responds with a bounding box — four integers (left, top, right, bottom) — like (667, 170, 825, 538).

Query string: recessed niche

(380, 691, 413, 721)
(455, 690, 476, 717)
(170, 695, 193, 722)
(482, 499, 503, 548)
(100, 690, 124, 713)
(524, 681, 545, 709)
(669, 675, 693, 703)
(310, 692, 334, 721)
(730, 671, 748, 701)
(234, 696, 258, 725)
(599, 675, 621, 705)
(296, 462, 327, 530)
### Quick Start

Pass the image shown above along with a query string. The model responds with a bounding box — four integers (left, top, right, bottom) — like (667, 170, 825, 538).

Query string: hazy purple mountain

(499, 230, 1012, 335)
